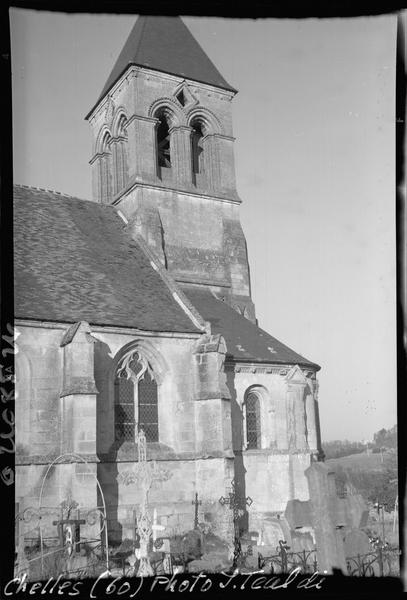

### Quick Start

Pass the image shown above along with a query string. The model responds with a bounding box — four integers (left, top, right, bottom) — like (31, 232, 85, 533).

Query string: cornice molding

(115, 180, 241, 206)
(225, 362, 318, 376)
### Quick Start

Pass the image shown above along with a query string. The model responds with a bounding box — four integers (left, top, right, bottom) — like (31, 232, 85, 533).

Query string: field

(325, 450, 399, 545)
(326, 450, 392, 472)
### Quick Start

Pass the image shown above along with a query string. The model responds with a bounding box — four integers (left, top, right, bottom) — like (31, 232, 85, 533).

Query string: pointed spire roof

(88, 16, 236, 116)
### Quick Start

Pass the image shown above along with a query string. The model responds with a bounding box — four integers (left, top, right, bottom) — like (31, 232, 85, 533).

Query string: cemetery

(14, 431, 400, 581)
(11, 14, 400, 586)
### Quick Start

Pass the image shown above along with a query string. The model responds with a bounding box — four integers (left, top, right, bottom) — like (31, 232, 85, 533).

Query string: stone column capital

(129, 114, 160, 126)
(168, 125, 194, 134)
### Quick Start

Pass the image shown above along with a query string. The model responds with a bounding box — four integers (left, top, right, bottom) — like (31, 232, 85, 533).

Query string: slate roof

(88, 16, 236, 115)
(183, 287, 320, 370)
(14, 185, 201, 334)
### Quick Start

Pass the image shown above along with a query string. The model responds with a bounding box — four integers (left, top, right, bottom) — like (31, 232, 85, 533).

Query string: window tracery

(114, 351, 158, 443)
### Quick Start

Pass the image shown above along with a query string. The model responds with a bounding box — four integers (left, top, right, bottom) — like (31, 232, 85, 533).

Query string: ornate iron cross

(117, 428, 171, 576)
(219, 479, 253, 568)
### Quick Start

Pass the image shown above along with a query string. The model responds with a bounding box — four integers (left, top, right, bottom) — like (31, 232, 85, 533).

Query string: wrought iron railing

(258, 541, 317, 574)
(346, 545, 400, 577)
(16, 535, 106, 580)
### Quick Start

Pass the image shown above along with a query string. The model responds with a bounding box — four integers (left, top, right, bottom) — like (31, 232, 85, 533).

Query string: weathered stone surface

(344, 529, 371, 558)
(285, 499, 312, 529)
(305, 462, 347, 573)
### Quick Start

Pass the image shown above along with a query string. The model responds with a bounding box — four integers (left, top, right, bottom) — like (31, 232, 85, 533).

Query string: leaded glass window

(114, 353, 159, 443)
(246, 391, 261, 450)
(138, 371, 158, 442)
(114, 372, 135, 442)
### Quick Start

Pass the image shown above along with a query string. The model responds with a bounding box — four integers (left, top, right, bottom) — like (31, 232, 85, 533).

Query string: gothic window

(138, 371, 158, 442)
(156, 115, 171, 170)
(191, 121, 204, 176)
(114, 372, 135, 442)
(245, 391, 261, 450)
(114, 353, 159, 443)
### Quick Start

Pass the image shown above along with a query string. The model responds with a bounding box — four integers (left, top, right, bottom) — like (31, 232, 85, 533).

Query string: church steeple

(89, 16, 236, 116)
(86, 16, 255, 321)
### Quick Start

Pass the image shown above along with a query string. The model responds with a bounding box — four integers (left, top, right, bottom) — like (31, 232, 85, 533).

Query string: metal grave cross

(192, 492, 202, 529)
(52, 500, 85, 555)
(219, 479, 253, 568)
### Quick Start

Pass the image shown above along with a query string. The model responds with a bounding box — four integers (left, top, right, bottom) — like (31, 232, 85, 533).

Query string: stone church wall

(16, 326, 63, 458)
(15, 322, 237, 544)
(118, 187, 251, 301)
(15, 322, 318, 546)
(226, 368, 315, 517)
(93, 331, 199, 454)
(99, 456, 234, 543)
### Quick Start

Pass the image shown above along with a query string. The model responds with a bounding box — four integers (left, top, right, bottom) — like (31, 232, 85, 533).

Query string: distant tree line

(323, 424, 397, 459)
(373, 425, 397, 450)
(322, 440, 365, 460)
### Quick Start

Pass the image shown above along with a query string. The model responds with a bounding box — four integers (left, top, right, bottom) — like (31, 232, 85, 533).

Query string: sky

(9, 9, 398, 442)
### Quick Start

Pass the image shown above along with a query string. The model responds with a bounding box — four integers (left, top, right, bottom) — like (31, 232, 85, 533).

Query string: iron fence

(346, 545, 400, 577)
(17, 539, 106, 580)
(257, 542, 317, 574)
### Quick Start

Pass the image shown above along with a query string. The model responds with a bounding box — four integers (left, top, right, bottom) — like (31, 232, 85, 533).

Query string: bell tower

(86, 16, 255, 320)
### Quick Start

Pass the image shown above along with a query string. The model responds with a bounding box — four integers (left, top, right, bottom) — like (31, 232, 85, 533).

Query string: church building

(14, 16, 324, 553)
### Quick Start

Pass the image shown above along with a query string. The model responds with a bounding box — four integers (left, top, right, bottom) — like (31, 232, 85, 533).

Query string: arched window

(245, 390, 261, 450)
(114, 352, 158, 443)
(99, 132, 112, 204)
(191, 121, 204, 176)
(156, 114, 171, 171)
(112, 115, 128, 195)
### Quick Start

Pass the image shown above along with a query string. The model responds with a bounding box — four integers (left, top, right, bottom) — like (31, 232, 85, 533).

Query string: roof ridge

(133, 15, 147, 66)
(13, 183, 94, 204)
